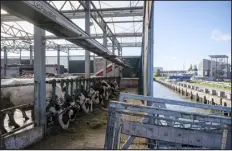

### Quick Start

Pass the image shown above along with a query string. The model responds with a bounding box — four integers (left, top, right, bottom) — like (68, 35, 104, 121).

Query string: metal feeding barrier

(0, 83, 35, 149)
(0, 76, 121, 149)
(104, 93, 231, 150)
(45, 76, 121, 127)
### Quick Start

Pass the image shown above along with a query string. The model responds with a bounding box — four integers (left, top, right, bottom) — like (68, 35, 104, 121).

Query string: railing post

(75, 79, 78, 91)
(70, 79, 74, 95)
(3, 46, 7, 77)
(104, 106, 116, 149)
(65, 79, 69, 95)
(60, 79, 64, 91)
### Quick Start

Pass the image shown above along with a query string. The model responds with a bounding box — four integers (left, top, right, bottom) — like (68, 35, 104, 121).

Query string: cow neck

(77, 97, 87, 108)
(89, 91, 96, 99)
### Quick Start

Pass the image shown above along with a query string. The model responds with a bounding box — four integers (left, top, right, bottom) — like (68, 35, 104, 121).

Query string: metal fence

(104, 93, 231, 149)
(0, 76, 121, 149)
(0, 82, 36, 149)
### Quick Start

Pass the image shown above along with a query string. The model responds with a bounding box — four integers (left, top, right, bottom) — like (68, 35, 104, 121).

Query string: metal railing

(104, 93, 232, 149)
(0, 83, 35, 148)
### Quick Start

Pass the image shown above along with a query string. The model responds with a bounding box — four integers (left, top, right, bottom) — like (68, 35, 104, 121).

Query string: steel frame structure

(0, 1, 152, 149)
(1, 1, 143, 76)
(1, 1, 142, 67)
(1, 6, 143, 22)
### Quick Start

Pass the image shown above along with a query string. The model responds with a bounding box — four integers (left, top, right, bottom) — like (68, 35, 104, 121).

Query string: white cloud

(211, 29, 231, 41)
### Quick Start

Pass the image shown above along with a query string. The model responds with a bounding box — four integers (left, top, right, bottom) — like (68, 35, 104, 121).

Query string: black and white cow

(1, 78, 76, 133)
(72, 89, 93, 113)
(108, 80, 120, 97)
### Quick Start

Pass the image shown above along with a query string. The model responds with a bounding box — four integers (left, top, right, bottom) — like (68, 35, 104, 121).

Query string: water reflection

(153, 81, 209, 114)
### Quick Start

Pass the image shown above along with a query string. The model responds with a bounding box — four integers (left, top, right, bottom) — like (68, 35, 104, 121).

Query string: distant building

(198, 59, 211, 77)
(160, 70, 187, 77)
(198, 58, 231, 79)
(153, 67, 163, 72)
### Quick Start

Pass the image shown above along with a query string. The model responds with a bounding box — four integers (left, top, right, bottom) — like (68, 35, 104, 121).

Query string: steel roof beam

(1, 22, 68, 53)
(1, 6, 143, 22)
(106, 20, 143, 23)
(1, 32, 142, 40)
(1, 1, 128, 67)
(78, 1, 122, 54)
(1, 42, 142, 52)
(44, 32, 142, 40)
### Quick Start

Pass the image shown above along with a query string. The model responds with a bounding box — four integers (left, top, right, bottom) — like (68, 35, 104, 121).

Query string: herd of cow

(0, 77, 120, 134)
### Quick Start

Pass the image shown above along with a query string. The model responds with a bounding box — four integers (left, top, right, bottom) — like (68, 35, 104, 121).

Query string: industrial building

(198, 55, 231, 79)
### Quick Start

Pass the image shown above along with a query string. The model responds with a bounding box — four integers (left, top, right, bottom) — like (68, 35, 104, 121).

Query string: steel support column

(93, 54, 96, 73)
(34, 26, 46, 133)
(118, 47, 122, 77)
(3, 46, 7, 77)
(147, 3, 154, 99)
(103, 24, 107, 77)
(147, 3, 155, 148)
(19, 48, 22, 64)
(57, 45, 60, 76)
(120, 47, 123, 78)
(29, 45, 33, 65)
(112, 38, 115, 77)
(85, 0, 90, 78)
(67, 49, 70, 73)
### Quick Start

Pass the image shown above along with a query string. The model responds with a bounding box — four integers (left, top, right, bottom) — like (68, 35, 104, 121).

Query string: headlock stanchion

(70, 79, 74, 95)
(0, 76, 121, 149)
(65, 79, 69, 95)
(0, 82, 36, 149)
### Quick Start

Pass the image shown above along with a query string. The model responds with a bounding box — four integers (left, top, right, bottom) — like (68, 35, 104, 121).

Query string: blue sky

(153, 1, 231, 70)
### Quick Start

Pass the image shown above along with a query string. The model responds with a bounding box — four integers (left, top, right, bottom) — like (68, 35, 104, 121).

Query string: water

(153, 81, 209, 114)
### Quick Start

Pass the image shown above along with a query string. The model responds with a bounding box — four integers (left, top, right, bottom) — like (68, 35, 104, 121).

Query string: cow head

(47, 94, 75, 130)
(73, 89, 84, 102)
(101, 80, 109, 87)
(46, 95, 63, 114)
(88, 87, 99, 104)
(60, 84, 76, 106)
(73, 89, 92, 113)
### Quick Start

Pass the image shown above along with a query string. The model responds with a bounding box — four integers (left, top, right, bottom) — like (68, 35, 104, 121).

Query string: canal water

(153, 81, 209, 114)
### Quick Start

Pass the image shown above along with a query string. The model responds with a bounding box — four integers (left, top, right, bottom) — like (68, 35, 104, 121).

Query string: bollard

(191, 85, 195, 90)
(218, 91, 225, 98)
(204, 88, 209, 93)
(210, 89, 216, 95)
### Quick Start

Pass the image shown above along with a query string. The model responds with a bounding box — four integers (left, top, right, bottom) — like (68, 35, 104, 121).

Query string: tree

(154, 69, 161, 77)
(188, 64, 193, 71)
